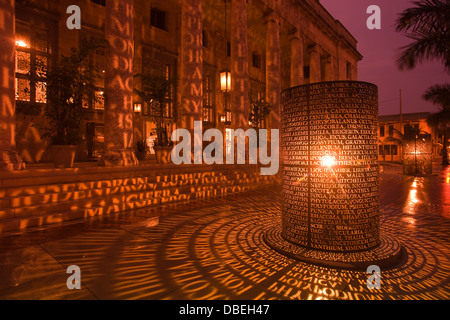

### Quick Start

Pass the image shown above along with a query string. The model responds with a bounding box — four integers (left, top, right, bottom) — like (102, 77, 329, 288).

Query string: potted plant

(39, 38, 103, 168)
(135, 71, 177, 164)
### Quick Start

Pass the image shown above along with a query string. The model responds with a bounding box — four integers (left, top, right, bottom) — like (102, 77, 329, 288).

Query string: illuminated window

(15, 51, 30, 74)
(164, 65, 173, 118)
(226, 110, 232, 123)
(203, 75, 215, 123)
(14, 23, 50, 105)
(35, 81, 47, 103)
(80, 33, 106, 110)
(151, 8, 167, 31)
(94, 90, 105, 110)
(15, 78, 31, 102)
(141, 51, 177, 120)
(226, 128, 232, 155)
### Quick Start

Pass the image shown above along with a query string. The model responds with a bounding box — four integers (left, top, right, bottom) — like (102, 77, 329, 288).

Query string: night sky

(320, 0, 449, 115)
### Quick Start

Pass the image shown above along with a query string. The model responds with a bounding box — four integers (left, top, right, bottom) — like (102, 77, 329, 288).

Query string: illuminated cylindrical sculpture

(403, 135, 433, 175)
(280, 81, 379, 252)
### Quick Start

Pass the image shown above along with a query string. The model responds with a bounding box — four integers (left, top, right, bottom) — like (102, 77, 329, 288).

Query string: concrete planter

(50, 145, 77, 168)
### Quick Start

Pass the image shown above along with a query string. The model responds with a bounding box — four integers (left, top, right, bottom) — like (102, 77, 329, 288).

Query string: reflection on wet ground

(0, 164, 449, 299)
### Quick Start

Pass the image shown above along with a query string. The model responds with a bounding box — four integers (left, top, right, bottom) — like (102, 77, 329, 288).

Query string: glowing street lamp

(134, 103, 142, 113)
(220, 71, 231, 93)
(15, 39, 29, 48)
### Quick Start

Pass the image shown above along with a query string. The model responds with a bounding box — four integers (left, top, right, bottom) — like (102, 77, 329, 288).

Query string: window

(227, 42, 231, 57)
(303, 66, 310, 79)
(86, 123, 104, 159)
(226, 110, 232, 123)
(202, 30, 208, 48)
(151, 8, 167, 31)
(82, 34, 105, 110)
(142, 61, 175, 120)
(384, 145, 391, 156)
(91, 0, 105, 6)
(252, 52, 262, 69)
(94, 90, 105, 110)
(404, 124, 410, 135)
(379, 145, 383, 155)
(15, 22, 50, 105)
(391, 145, 398, 156)
(346, 62, 352, 79)
(163, 64, 173, 118)
(203, 75, 214, 123)
(414, 123, 420, 131)
(379, 125, 385, 137)
(388, 125, 394, 136)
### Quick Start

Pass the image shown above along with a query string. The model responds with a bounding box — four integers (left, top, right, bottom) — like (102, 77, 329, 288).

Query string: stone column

(0, 0, 25, 171)
(230, 0, 249, 130)
(265, 10, 281, 130)
(102, 0, 138, 166)
(289, 28, 303, 87)
(324, 56, 334, 81)
(179, 0, 203, 133)
(308, 44, 321, 83)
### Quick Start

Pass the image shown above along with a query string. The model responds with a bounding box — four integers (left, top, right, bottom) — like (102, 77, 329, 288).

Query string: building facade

(378, 112, 442, 162)
(1, 0, 362, 168)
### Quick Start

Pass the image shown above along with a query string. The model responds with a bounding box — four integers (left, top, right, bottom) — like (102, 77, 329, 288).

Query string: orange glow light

(15, 39, 29, 48)
(321, 155, 336, 168)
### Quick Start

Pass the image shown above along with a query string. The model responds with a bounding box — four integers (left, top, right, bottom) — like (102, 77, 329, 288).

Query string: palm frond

(422, 83, 450, 108)
(396, 0, 450, 33)
(396, 33, 450, 71)
(395, 0, 450, 71)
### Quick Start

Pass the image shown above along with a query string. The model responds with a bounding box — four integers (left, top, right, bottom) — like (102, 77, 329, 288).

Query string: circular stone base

(264, 226, 407, 270)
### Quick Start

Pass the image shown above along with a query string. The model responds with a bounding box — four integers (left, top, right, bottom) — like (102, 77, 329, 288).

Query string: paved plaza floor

(0, 164, 449, 300)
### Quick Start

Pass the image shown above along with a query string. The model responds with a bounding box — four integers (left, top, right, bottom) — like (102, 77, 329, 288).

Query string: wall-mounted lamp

(220, 71, 231, 93)
(15, 39, 30, 48)
(134, 103, 142, 113)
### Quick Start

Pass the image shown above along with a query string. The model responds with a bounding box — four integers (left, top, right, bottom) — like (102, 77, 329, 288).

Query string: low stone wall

(0, 163, 279, 233)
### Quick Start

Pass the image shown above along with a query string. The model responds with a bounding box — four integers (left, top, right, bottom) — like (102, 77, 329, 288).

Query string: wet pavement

(0, 164, 449, 300)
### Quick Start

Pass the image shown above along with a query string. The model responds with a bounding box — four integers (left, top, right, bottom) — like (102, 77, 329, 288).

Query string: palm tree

(396, 1, 450, 165)
(395, 0, 450, 71)
(424, 84, 450, 165)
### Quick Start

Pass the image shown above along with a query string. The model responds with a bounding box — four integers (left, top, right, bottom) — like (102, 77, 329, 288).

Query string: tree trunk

(443, 130, 449, 166)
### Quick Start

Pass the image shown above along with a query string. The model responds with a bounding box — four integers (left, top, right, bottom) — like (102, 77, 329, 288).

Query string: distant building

(378, 112, 442, 162)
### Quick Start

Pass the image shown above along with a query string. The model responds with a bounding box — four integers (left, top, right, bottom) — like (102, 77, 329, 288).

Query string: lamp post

(415, 134, 418, 175)
(221, 0, 231, 125)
